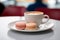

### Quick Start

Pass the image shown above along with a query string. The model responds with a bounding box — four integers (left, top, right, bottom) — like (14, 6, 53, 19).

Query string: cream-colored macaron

(25, 23, 38, 30)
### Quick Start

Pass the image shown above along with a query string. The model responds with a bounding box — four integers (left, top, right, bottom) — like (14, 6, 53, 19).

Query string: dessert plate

(8, 19, 54, 32)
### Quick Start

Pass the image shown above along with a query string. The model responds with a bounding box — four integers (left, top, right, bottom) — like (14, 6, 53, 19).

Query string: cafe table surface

(0, 16, 60, 40)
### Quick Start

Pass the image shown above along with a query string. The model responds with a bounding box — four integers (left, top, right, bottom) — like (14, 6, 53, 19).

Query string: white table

(0, 17, 60, 40)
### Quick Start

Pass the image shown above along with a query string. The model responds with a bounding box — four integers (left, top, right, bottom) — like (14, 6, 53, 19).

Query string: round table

(0, 16, 60, 40)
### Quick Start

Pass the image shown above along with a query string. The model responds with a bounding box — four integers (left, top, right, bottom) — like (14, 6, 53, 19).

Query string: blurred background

(0, 0, 60, 20)
(0, 0, 60, 8)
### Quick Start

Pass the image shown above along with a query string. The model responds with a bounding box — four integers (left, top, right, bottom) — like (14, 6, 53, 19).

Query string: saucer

(8, 19, 54, 32)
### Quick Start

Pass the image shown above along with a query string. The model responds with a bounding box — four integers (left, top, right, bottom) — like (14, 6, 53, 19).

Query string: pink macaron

(15, 22, 26, 30)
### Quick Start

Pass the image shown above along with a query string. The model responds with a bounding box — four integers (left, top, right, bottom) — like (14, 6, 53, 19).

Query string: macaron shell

(15, 22, 26, 30)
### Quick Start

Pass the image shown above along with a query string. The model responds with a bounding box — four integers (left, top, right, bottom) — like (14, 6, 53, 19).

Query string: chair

(35, 8, 60, 20)
(1, 5, 26, 16)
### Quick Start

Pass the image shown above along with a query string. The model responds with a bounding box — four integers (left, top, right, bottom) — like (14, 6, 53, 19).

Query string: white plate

(8, 19, 54, 32)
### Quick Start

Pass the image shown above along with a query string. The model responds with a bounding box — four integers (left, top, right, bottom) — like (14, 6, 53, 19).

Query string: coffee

(26, 11, 43, 15)
(24, 11, 49, 26)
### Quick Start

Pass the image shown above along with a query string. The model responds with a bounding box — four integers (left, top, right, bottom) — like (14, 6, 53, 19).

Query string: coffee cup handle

(42, 15, 49, 24)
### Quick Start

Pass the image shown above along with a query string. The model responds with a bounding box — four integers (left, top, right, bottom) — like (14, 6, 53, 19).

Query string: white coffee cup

(24, 11, 49, 26)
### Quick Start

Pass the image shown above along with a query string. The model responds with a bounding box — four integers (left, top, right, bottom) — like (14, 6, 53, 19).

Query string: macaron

(25, 23, 38, 30)
(15, 22, 26, 30)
